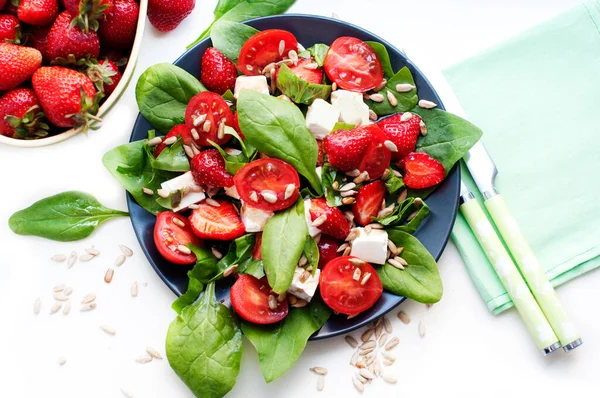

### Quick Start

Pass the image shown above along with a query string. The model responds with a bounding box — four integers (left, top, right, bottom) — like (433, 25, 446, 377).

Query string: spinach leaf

(276, 64, 331, 105)
(213, 0, 243, 18)
(321, 162, 344, 207)
(262, 199, 307, 294)
(147, 136, 190, 172)
(332, 121, 355, 131)
(242, 259, 265, 279)
(103, 140, 176, 215)
(375, 197, 429, 232)
(412, 107, 483, 172)
(394, 200, 430, 234)
(209, 140, 249, 175)
(366, 41, 394, 78)
(166, 283, 243, 398)
(383, 167, 404, 194)
(210, 20, 259, 61)
(172, 277, 204, 314)
(300, 43, 329, 67)
(136, 63, 205, 133)
(377, 230, 442, 303)
(366, 67, 418, 116)
(188, 244, 221, 284)
(237, 90, 322, 194)
(8, 191, 128, 242)
(241, 296, 331, 382)
(213, 234, 256, 280)
(303, 236, 319, 273)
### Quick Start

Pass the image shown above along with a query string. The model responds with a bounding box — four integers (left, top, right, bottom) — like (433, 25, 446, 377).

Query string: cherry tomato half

(185, 92, 234, 146)
(324, 37, 384, 92)
(154, 124, 192, 157)
(359, 124, 391, 180)
(230, 274, 288, 324)
(320, 256, 383, 315)
(233, 158, 300, 211)
(238, 29, 298, 76)
(153, 211, 202, 265)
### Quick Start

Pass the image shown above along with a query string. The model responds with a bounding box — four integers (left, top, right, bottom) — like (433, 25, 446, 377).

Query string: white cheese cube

(234, 75, 270, 99)
(224, 185, 240, 200)
(160, 172, 206, 212)
(288, 268, 321, 302)
(350, 227, 388, 265)
(304, 198, 321, 237)
(241, 201, 274, 232)
(330, 90, 370, 126)
(305, 99, 341, 140)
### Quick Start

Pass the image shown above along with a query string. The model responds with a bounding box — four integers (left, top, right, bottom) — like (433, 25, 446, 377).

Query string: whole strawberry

(28, 25, 51, 62)
(0, 14, 20, 42)
(191, 149, 234, 188)
(98, 0, 137, 49)
(86, 58, 122, 95)
(0, 0, 7, 11)
(47, 11, 100, 63)
(147, 0, 194, 32)
(377, 112, 422, 160)
(63, 0, 113, 31)
(0, 88, 49, 138)
(17, 0, 59, 26)
(32, 66, 100, 128)
(201, 47, 237, 94)
(0, 42, 42, 91)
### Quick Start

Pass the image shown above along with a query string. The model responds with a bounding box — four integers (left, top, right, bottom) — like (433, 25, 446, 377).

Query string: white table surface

(1, 0, 598, 397)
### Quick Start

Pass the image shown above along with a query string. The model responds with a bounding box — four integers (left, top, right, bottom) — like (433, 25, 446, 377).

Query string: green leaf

(366, 67, 418, 116)
(148, 136, 190, 172)
(366, 41, 394, 78)
(210, 20, 259, 61)
(188, 244, 221, 284)
(242, 258, 265, 279)
(374, 197, 429, 232)
(8, 191, 128, 242)
(302, 43, 329, 67)
(394, 200, 430, 234)
(237, 90, 323, 194)
(262, 199, 307, 294)
(331, 122, 355, 131)
(276, 64, 331, 105)
(213, 234, 256, 281)
(383, 167, 405, 194)
(303, 235, 319, 274)
(209, 140, 249, 175)
(214, 0, 243, 18)
(103, 140, 177, 215)
(241, 296, 331, 382)
(412, 107, 483, 172)
(321, 162, 344, 207)
(172, 277, 204, 314)
(135, 63, 206, 133)
(377, 230, 442, 303)
(166, 283, 243, 398)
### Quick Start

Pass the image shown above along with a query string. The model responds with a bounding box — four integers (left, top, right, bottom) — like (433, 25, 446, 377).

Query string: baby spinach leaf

(262, 199, 307, 294)
(394, 200, 430, 234)
(242, 259, 265, 279)
(209, 140, 249, 175)
(300, 43, 329, 67)
(166, 283, 243, 398)
(188, 244, 221, 284)
(276, 64, 332, 105)
(237, 90, 323, 194)
(210, 20, 259, 61)
(147, 136, 190, 172)
(366, 67, 418, 116)
(377, 230, 443, 303)
(383, 167, 405, 194)
(303, 236, 319, 274)
(365, 41, 394, 78)
(412, 107, 483, 172)
(321, 162, 344, 207)
(332, 121, 355, 131)
(241, 296, 332, 382)
(8, 191, 128, 242)
(375, 197, 429, 232)
(136, 63, 206, 133)
(213, 0, 243, 18)
(212, 234, 256, 281)
(172, 277, 204, 314)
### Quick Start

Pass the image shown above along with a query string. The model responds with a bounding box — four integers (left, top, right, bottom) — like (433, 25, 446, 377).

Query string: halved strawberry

(252, 232, 262, 260)
(190, 149, 234, 188)
(200, 47, 237, 95)
(323, 126, 370, 172)
(316, 139, 324, 166)
(153, 124, 192, 157)
(377, 113, 422, 160)
(359, 124, 391, 180)
(188, 199, 245, 241)
(308, 198, 350, 240)
(351, 180, 386, 226)
(317, 234, 340, 268)
(274, 57, 323, 84)
(402, 152, 445, 189)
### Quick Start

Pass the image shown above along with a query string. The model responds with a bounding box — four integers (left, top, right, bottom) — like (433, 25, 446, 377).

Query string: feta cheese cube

(241, 201, 274, 232)
(304, 198, 321, 237)
(161, 172, 205, 212)
(288, 268, 321, 302)
(234, 75, 270, 99)
(330, 90, 370, 126)
(350, 227, 388, 265)
(305, 99, 341, 140)
(224, 185, 240, 200)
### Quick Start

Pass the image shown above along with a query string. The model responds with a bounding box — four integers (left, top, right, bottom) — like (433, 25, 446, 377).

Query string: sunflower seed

(130, 281, 139, 297)
(420, 120, 427, 135)
(304, 62, 319, 70)
(291, 298, 308, 308)
(418, 99, 437, 109)
(342, 246, 352, 256)
(359, 368, 375, 380)
(209, 247, 222, 260)
(384, 336, 399, 350)
(345, 335, 358, 348)
(163, 136, 177, 146)
(400, 112, 413, 122)
(342, 197, 356, 205)
(34, 298, 41, 314)
(339, 182, 356, 192)
(193, 113, 207, 127)
(393, 256, 408, 267)
(171, 217, 185, 228)
(387, 239, 399, 255)
(298, 255, 308, 267)
(58, 356, 67, 366)
(53, 284, 65, 292)
(361, 328, 374, 342)
(217, 122, 225, 140)
(353, 376, 365, 392)
(288, 49, 298, 65)
(100, 325, 116, 335)
(176, 245, 191, 255)
(136, 356, 153, 364)
(223, 264, 238, 278)
(377, 206, 395, 218)
(352, 267, 362, 281)
(337, 243, 349, 253)
(147, 137, 162, 146)
(396, 83, 415, 92)
(146, 347, 162, 359)
(288, 295, 297, 305)
(392, 169, 403, 178)
(81, 302, 97, 312)
(202, 120, 212, 133)
(349, 258, 365, 267)
(310, 366, 328, 376)
(397, 189, 408, 203)
(346, 169, 361, 177)
(346, 229, 359, 241)
(332, 82, 337, 91)
(104, 268, 114, 283)
(340, 189, 357, 197)
(353, 171, 369, 184)
(120, 388, 134, 398)
(267, 295, 278, 310)
(350, 350, 360, 366)
(50, 302, 62, 314)
(314, 374, 325, 391)
(67, 251, 77, 268)
(283, 183, 296, 200)
(382, 373, 398, 384)
(386, 91, 398, 106)
(418, 320, 426, 337)
(388, 258, 404, 270)
(369, 93, 384, 102)
(312, 214, 327, 227)
(79, 253, 94, 262)
(359, 340, 376, 350)
(52, 254, 66, 262)
(81, 293, 96, 304)
(360, 272, 371, 286)
(249, 191, 259, 202)
(63, 286, 73, 296)
(54, 292, 69, 301)
(364, 354, 376, 366)
(375, 79, 388, 91)
(382, 352, 396, 362)
(378, 333, 388, 347)
(375, 321, 384, 339)
(383, 316, 392, 333)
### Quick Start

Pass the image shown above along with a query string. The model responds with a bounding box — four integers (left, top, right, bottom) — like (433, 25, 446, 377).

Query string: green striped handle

(460, 200, 559, 351)
(485, 194, 580, 346)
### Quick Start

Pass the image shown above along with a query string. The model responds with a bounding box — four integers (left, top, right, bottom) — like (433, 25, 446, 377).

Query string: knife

(464, 141, 583, 352)
(459, 180, 560, 354)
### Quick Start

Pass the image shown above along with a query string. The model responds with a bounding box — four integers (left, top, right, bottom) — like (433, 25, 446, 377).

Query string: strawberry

(17, 0, 59, 26)
(252, 232, 262, 260)
(147, 0, 194, 32)
(32, 66, 100, 128)
(323, 126, 371, 172)
(28, 25, 51, 61)
(0, 0, 7, 11)
(98, 0, 137, 49)
(86, 58, 122, 95)
(0, 42, 42, 91)
(351, 180, 386, 226)
(377, 112, 422, 160)
(153, 124, 192, 157)
(191, 148, 234, 188)
(188, 199, 245, 241)
(0, 14, 20, 42)
(62, 0, 113, 32)
(200, 47, 237, 95)
(358, 124, 391, 180)
(231, 112, 245, 140)
(2, 1, 17, 15)
(401, 152, 446, 189)
(308, 198, 350, 240)
(47, 11, 100, 62)
(316, 139, 323, 166)
(274, 57, 323, 84)
(317, 234, 340, 268)
(0, 88, 49, 138)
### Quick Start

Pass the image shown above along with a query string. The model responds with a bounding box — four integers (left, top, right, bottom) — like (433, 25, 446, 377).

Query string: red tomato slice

(324, 37, 384, 92)
(317, 235, 340, 268)
(230, 274, 288, 324)
(233, 158, 300, 211)
(238, 29, 298, 76)
(320, 256, 383, 315)
(185, 92, 234, 146)
(359, 124, 391, 180)
(154, 211, 202, 265)
(154, 124, 193, 157)
(252, 232, 263, 260)
(188, 199, 245, 241)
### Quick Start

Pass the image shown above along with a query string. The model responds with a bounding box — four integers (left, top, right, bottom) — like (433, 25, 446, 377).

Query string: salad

(103, 23, 482, 398)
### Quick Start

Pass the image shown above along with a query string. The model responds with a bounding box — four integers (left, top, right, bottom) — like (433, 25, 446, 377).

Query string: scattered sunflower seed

(400, 112, 413, 122)
(382, 351, 396, 362)
(100, 325, 116, 335)
(361, 328, 374, 342)
(142, 187, 154, 195)
(223, 264, 238, 278)
(284, 183, 296, 200)
(369, 109, 378, 121)
(120, 388, 134, 398)
(79, 253, 95, 262)
(337, 243, 349, 253)
(420, 120, 428, 135)
(397, 189, 408, 203)
(384, 336, 399, 350)
(177, 245, 191, 255)
(172, 217, 186, 228)
(291, 298, 308, 308)
(183, 144, 194, 158)
(378, 333, 388, 347)
(115, 254, 126, 267)
(353, 171, 369, 184)
(51, 254, 66, 262)
(418, 99, 437, 109)
(369, 93, 384, 102)
(388, 258, 405, 270)
(387, 90, 398, 106)
(86, 248, 100, 256)
(81, 302, 97, 312)
(205, 198, 220, 207)
(67, 251, 77, 268)
(312, 214, 327, 227)
(350, 350, 360, 366)
(211, 247, 223, 259)
(146, 347, 162, 359)
(53, 284, 65, 292)
(317, 374, 325, 391)
(163, 136, 177, 145)
(50, 302, 62, 314)
(62, 300, 71, 315)
(352, 268, 361, 281)
(359, 340, 376, 350)
(359, 368, 375, 380)
(310, 366, 328, 375)
(383, 316, 392, 333)
(54, 292, 69, 301)
(146, 137, 162, 146)
(157, 188, 170, 198)
(63, 286, 73, 296)
(332, 82, 337, 91)
(136, 356, 153, 364)
(261, 190, 278, 204)
(418, 320, 426, 337)
(346, 169, 361, 177)
(360, 272, 371, 286)
(81, 293, 96, 304)
(131, 281, 138, 297)
(353, 376, 365, 392)
(268, 295, 278, 310)
(375, 79, 388, 91)
(375, 321, 384, 339)
(58, 356, 67, 366)
(342, 197, 356, 205)
(104, 268, 114, 283)
(396, 83, 415, 92)
(33, 297, 41, 315)
(345, 335, 359, 348)
(339, 182, 356, 192)
(349, 258, 366, 267)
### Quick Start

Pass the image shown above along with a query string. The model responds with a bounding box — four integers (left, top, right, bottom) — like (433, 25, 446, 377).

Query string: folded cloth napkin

(443, 0, 600, 314)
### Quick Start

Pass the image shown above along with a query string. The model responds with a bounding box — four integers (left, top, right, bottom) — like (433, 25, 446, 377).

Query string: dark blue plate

(127, 14, 459, 339)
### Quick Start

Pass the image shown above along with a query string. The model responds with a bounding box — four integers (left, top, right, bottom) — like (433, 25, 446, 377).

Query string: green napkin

(444, 0, 600, 314)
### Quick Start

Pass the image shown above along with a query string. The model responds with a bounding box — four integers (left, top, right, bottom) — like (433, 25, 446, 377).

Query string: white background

(1, 0, 598, 397)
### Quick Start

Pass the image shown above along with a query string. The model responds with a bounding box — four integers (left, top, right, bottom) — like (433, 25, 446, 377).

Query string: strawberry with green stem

(85, 58, 122, 95)
(17, 0, 59, 26)
(98, 0, 137, 49)
(63, 0, 113, 32)
(47, 10, 100, 64)
(0, 88, 49, 138)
